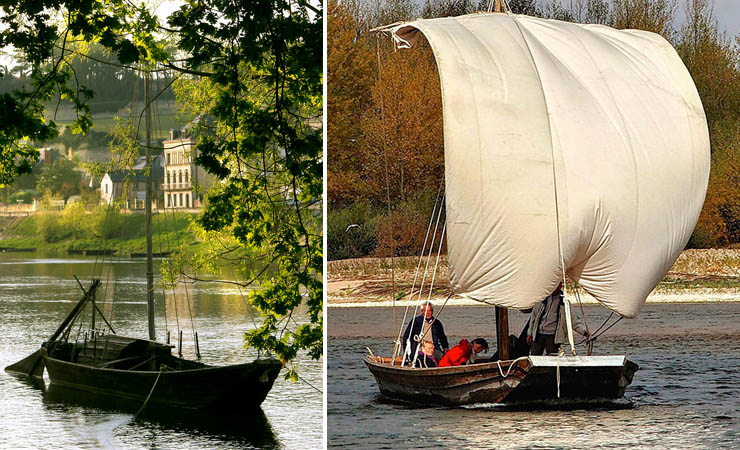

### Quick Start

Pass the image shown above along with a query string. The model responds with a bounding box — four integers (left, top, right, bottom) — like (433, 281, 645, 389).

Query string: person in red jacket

(438, 338, 489, 367)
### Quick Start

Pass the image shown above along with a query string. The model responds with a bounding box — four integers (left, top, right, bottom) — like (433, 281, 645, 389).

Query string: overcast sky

(690, 0, 739, 35)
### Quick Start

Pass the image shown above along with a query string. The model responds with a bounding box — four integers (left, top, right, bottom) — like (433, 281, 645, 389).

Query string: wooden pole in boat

(495, 306, 510, 360)
(90, 285, 96, 332)
(494, 0, 502, 12)
(144, 70, 155, 341)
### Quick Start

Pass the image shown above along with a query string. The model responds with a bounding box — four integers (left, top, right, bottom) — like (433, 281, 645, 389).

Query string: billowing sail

(391, 13, 710, 318)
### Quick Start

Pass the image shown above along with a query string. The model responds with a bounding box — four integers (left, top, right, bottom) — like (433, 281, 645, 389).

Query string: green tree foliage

(0, 0, 152, 185)
(60, 201, 87, 238)
(36, 158, 81, 200)
(89, 204, 124, 239)
(168, 0, 323, 368)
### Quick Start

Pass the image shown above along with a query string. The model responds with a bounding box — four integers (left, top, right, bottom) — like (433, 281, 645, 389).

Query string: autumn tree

(327, 0, 375, 206)
(675, 0, 740, 246)
(361, 40, 444, 206)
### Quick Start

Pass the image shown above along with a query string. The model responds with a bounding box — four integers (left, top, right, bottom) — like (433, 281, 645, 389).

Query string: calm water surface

(0, 253, 322, 450)
(328, 303, 740, 449)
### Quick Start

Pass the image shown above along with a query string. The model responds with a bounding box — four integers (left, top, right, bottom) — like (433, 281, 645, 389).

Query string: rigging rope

(426, 221, 446, 302)
(391, 183, 444, 363)
(398, 202, 446, 366)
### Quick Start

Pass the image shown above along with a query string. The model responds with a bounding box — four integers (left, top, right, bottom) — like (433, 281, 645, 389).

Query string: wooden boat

(365, 355, 638, 407)
(366, 7, 709, 407)
(5, 75, 282, 412)
(38, 334, 282, 410)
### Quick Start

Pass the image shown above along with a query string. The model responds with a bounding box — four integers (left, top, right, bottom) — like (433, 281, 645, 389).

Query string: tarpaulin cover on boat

(391, 13, 709, 317)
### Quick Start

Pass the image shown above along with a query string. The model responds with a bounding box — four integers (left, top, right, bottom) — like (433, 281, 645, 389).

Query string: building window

(184, 170, 188, 183)
(179, 171, 183, 183)
(185, 193, 190, 208)
(104, 184, 108, 194)
(166, 153, 171, 165)
(179, 193, 183, 207)
(166, 171, 170, 185)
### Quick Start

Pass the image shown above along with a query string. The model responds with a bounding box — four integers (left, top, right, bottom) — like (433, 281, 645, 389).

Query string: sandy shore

(328, 248, 740, 307)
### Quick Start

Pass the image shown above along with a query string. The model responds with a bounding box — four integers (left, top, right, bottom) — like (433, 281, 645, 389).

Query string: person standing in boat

(527, 283, 589, 355)
(402, 301, 449, 363)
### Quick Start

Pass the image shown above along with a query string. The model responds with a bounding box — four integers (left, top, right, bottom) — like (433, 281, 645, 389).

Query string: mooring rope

(496, 356, 528, 378)
(134, 366, 164, 419)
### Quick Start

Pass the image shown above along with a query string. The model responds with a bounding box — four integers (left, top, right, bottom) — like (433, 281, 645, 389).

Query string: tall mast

(144, 71, 155, 341)
(495, 306, 510, 360)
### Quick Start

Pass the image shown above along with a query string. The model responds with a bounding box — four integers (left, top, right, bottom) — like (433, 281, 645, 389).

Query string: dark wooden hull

(365, 355, 638, 407)
(42, 346, 282, 410)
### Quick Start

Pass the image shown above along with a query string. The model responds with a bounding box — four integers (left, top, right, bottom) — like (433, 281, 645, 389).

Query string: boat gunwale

(363, 355, 532, 375)
(43, 351, 283, 376)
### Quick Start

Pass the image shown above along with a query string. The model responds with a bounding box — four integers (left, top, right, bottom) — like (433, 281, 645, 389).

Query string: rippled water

(0, 253, 322, 450)
(328, 303, 740, 449)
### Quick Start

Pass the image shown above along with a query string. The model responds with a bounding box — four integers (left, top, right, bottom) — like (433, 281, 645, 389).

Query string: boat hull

(365, 355, 638, 407)
(43, 351, 283, 410)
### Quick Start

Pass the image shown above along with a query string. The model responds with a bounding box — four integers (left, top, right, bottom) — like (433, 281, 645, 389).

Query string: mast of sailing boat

(144, 71, 155, 341)
(491, 0, 510, 363)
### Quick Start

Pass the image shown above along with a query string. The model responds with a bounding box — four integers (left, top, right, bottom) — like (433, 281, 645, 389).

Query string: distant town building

(162, 122, 211, 210)
(38, 147, 64, 165)
(100, 155, 164, 210)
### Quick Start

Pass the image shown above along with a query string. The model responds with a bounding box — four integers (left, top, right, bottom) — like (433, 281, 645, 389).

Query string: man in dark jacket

(402, 302, 449, 364)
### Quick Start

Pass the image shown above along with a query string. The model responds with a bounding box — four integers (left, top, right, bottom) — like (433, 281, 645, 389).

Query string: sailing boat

(5, 74, 283, 411)
(364, 11, 709, 406)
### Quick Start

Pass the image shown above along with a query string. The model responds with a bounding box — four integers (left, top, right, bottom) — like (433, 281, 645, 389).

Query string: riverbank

(0, 212, 201, 256)
(327, 249, 740, 306)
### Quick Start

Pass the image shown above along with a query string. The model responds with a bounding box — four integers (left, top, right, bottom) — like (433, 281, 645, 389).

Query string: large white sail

(391, 13, 710, 318)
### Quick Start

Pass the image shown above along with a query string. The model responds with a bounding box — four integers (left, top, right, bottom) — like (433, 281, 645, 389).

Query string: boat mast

(144, 70, 155, 341)
(495, 306, 509, 360)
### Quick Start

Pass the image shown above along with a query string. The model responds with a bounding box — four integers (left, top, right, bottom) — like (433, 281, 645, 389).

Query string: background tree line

(0, 42, 176, 114)
(328, 0, 740, 260)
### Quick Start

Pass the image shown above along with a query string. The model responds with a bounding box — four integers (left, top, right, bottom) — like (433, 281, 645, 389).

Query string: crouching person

(438, 338, 489, 367)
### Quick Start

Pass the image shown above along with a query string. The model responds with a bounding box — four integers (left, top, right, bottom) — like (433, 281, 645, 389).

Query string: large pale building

(161, 126, 210, 210)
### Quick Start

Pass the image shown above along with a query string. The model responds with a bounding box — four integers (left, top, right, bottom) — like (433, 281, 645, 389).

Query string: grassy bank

(327, 249, 740, 304)
(0, 211, 202, 256)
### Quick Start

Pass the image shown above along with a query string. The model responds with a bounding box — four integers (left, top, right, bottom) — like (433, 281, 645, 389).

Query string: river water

(328, 303, 740, 449)
(0, 252, 323, 450)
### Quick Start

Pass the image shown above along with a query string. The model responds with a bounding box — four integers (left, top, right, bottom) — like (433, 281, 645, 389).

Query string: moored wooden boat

(42, 341, 282, 410)
(365, 355, 638, 407)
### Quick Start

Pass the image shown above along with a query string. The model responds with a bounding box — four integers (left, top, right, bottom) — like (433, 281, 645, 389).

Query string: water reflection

(42, 384, 279, 449)
(1, 253, 322, 450)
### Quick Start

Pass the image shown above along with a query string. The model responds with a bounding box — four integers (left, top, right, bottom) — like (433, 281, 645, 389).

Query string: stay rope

(391, 181, 444, 363)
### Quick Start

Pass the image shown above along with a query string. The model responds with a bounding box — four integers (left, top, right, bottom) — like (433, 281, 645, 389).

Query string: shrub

(60, 201, 88, 239)
(375, 190, 445, 257)
(7, 190, 33, 204)
(36, 211, 66, 243)
(89, 204, 125, 239)
(327, 202, 379, 260)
